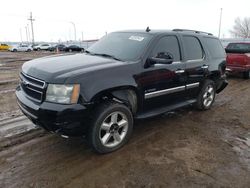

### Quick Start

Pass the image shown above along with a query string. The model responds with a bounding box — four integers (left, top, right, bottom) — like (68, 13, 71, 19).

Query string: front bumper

(16, 86, 91, 136)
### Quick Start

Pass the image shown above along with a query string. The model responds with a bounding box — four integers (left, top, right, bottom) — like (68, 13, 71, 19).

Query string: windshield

(87, 32, 153, 61)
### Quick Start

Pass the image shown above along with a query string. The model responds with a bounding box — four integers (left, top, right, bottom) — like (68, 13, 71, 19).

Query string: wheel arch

(90, 86, 140, 114)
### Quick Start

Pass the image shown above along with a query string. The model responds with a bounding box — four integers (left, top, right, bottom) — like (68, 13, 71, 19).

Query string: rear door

(181, 35, 207, 99)
(139, 35, 187, 110)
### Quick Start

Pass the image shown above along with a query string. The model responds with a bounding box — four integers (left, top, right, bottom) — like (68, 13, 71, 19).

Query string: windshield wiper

(87, 52, 123, 62)
(85, 50, 92, 54)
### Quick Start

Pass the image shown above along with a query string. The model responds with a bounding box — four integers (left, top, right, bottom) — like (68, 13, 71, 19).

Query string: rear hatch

(226, 43, 250, 67)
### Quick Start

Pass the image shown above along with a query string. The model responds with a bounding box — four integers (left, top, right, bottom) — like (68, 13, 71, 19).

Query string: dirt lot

(0, 52, 249, 188)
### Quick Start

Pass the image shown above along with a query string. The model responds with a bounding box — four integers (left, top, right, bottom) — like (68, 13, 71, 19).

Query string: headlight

(46, 84, 80, 104)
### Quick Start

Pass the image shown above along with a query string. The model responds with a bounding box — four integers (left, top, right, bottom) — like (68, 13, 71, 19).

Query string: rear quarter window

(203, 37, 225, 58)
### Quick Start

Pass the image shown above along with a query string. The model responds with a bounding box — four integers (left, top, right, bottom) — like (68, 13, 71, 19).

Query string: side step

(135, 99, 197, 119)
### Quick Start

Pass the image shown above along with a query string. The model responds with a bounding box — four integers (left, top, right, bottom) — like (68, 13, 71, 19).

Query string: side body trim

(145, 82, 200, 99)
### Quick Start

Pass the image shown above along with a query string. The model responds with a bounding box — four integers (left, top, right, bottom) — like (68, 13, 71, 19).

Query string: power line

(28, 12, 35, 45)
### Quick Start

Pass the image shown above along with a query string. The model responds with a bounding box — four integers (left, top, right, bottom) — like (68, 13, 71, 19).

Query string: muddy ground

(0, 52, 249, 188)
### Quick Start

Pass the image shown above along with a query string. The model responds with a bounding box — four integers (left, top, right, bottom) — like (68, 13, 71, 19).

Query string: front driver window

(152, 36, 181, 61)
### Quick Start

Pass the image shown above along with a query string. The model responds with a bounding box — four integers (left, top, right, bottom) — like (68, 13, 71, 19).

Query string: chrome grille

(20, 72, 46, 102)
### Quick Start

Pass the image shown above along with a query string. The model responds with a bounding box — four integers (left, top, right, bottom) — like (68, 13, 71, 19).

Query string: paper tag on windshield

(129, 36, 144, 41)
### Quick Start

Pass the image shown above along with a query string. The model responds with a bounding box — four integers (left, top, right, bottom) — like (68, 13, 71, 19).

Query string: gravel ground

(0, 52, 249, 188)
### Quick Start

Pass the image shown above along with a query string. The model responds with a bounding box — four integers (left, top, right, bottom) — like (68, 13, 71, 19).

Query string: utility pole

(28, 12, 35, 45)
(70, 21, 77, 41)
(218, 8, 223, 38)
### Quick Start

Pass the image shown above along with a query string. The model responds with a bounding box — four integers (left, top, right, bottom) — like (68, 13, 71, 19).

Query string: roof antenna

(146, 26, 151, 32)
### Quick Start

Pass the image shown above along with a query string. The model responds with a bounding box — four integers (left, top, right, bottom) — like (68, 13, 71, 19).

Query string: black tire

(196, 80, 216, 110)
(27, 49, 31, 52)
(69, 49, 72, 52)
(243, 71, 250, 79)
(87, 102, 133, 154)
(37, 48, 41, 51)
(13, 49, 17, 52)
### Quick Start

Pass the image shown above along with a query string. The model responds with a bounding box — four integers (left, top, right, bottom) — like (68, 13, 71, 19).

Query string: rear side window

(203, 37, 225, 58)
(152, 36, 181, 61)
(183, 36, 203, 60)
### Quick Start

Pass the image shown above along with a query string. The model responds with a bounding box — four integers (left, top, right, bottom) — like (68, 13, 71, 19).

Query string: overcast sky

(1, 0, 250, 42)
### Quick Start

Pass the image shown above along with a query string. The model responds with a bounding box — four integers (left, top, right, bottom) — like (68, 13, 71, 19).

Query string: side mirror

(145, 52, 174, 68)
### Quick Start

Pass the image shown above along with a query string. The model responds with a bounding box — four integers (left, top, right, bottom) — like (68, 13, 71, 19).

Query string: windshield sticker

(129, 36, 144, 41)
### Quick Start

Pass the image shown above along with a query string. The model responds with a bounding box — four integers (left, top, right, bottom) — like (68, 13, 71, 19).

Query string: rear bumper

(216, 76, 228, 93)
(226, 65, 250, 73)
(16, 86, 91, 136)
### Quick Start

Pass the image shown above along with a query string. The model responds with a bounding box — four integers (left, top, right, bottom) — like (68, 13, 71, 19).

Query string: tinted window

(152, 36, 181, 61)
(203, 37, 225, 58)
(88, 32, 153, 61)
(183, 36, 203, 60)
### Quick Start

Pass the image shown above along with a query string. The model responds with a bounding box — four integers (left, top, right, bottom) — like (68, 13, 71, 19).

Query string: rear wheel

(87, 102, 133, 154)
(196, 80, 216, 110)
(243, 71, 250, 79)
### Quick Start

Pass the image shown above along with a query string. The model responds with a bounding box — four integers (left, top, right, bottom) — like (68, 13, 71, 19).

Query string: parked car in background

(9, 44, 32, 52)
(64, 45, 84, 52)
(226, 42, 250, 79)
(33, 44, 51, 51)
(48, 44, 66, 52)
(0, 43, 11, 50)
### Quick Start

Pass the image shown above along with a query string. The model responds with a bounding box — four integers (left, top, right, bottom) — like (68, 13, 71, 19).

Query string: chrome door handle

(201, 65, 209, 69)
(175, 69, 185, 74)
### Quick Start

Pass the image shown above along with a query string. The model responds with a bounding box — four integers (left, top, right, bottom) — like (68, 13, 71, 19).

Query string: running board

(135, 99, 197, 119)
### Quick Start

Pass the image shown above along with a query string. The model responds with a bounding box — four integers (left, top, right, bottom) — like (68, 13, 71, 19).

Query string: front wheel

(87, 102, 133, 154)
(196, 80, 216, 110)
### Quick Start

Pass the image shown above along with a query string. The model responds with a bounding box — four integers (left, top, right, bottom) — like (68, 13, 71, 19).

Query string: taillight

(219, 63, 226, 75)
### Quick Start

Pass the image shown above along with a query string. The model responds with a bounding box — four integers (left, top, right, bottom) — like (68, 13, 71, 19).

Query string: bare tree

(230, 17, 250, 38)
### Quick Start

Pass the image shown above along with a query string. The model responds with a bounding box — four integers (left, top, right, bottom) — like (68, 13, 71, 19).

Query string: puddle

(231, 133, 250, 170)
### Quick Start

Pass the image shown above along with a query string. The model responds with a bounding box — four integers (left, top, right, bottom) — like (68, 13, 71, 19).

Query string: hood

(22, 53, 124, 83)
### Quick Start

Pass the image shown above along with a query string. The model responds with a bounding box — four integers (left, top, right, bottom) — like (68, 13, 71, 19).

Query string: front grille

(20, 72, 46, 102)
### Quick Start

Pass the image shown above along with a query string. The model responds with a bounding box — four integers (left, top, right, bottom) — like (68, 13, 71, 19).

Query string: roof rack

(172, 29, 213, 36)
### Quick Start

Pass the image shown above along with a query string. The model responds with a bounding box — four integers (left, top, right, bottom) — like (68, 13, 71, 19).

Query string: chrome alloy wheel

(203, 85, 215, 107)
(99, 111, 129, 148)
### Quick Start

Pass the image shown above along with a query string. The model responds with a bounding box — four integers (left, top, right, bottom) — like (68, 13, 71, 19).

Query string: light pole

(20, 28, 23, 43)
(218, 8, 223, 38)
(70, 21, 77, 41)
(25, 26, 29, 43)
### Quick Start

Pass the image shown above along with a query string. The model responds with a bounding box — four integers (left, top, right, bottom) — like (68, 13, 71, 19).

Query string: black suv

(16, 29, 228, 153)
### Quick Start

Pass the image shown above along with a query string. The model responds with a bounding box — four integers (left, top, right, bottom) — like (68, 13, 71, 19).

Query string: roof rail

(173, 29, 213, 36)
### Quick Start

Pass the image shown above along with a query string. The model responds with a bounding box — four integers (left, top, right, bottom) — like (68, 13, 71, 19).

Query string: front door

(138, 35, 187, 111)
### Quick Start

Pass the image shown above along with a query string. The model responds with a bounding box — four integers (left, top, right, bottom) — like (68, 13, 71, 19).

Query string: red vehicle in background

(226, 42, 250, 79)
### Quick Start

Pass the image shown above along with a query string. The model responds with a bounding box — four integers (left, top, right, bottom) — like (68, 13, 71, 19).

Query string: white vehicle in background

(9, 44, 32, 52)
(33, 44, 51, 51)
